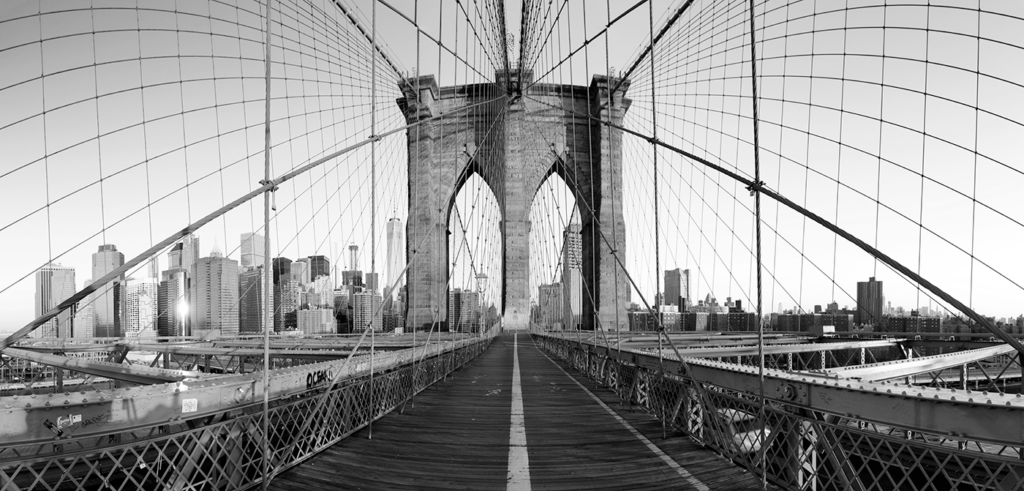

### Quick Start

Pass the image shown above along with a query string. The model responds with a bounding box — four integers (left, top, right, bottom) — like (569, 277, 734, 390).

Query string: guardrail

(534, 332, 1024, 491)
(0, 334, 495, 490)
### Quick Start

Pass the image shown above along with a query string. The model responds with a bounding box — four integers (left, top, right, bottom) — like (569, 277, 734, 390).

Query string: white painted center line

(532, 337, 710, 491)
(507, 333, 532, 490)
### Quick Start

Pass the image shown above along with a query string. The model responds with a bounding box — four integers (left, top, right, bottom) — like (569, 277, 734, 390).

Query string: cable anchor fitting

(260, 180, 279, 211)
(746, 180, 765, 197)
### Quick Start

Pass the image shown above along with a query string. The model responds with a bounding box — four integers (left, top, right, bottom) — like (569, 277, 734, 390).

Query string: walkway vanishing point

(270, 333, 768, 490)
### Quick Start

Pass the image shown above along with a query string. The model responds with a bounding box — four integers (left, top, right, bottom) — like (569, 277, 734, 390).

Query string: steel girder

(539, 334, 1024, 447)
(1, 347, 201, 384)
(0, 337, 488, 445)
(819, 344, 1018, 382)
(630, 339, 901, 358)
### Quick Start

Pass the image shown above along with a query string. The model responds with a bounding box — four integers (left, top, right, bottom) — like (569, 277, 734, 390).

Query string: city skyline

(2, 1, 1023, 335)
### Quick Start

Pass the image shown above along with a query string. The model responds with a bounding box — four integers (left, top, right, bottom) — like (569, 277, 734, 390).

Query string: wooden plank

(269, 332, 772, 490)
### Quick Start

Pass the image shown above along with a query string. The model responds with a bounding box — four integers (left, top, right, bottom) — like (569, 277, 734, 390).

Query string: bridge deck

(270, 332, 767, 490)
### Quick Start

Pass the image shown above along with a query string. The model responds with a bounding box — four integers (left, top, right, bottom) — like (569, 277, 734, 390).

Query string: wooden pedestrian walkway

(269, 332, 767, 490)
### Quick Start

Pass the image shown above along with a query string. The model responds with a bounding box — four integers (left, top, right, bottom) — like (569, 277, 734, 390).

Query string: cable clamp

(260, 180, 279, 211)
(259, 180, 279, 192)
(746, 180, 765, 197)
(369, 134, 382, 142)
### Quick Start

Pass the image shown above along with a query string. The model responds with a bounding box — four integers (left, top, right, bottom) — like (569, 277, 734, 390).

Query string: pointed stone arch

(398, 72, 632, 331)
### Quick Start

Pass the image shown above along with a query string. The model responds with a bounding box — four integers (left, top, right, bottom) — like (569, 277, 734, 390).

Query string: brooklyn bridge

(1, 0, 1023, 489)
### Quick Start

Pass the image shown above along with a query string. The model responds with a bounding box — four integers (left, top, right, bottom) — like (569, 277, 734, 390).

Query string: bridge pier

(397, 72, 631, 332)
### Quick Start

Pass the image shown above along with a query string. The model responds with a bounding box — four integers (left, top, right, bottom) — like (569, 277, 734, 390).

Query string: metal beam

(819, 344, 1018, 382)
(542, 334, 1024, 447)
(2, 347, 201, 384)
(621, 339, 901, 358)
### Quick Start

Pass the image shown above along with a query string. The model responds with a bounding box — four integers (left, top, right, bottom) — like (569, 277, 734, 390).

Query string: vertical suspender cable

(646, 0, 666, 440)
(369, 0, 378, 441)
(648, 0, 660, 324)
(260, 0, 274, 489)
(745, 0, 767, 488)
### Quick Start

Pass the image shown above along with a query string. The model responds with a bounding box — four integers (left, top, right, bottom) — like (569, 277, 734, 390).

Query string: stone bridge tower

(397, 71, 630, 331)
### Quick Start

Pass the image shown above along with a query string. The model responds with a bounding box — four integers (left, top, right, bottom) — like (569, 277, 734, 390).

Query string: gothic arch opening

(446, 172, 502, 332)
(528, 172, 582, 330)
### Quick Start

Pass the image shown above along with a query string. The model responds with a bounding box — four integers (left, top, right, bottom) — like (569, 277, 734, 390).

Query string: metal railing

(535, 333, 1024, 491)
(0, 334, 495, 490)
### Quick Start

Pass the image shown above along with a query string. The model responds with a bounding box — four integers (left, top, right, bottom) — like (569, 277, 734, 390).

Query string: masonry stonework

(398, 71, 630, 331)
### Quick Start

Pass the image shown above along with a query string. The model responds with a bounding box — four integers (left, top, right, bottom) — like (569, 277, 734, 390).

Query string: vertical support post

(745, 0, 767, 487)
(260, 1, 274, 489)
(368, 0, 378, 442)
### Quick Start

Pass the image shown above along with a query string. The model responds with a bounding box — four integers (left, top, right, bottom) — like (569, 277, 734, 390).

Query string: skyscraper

(856, 277, 884, 327)
(562, 223, 582, 329)
(539, 283, 563, 328)
(292, 259, 311, 286)
(146, 258, 160, 279)
(352, 291, 382, 332)
(240, 232, 267, 270)
(92, 244, 124, 337)
(239, 265, 272, 334)
(168, 234, 201, 272)
(307, 255, 330, 279)
(34, 263, 75, 338)
(665, 268, 691, 309)
(74, 292, 95, 339)
(448, 288, 479, 332)
(190, 250, 239, 336)
(158, 268, 189, 337)
(124, 278, 158, 337)
(386, 218, 404, 298)
(348, 244, 360, 271)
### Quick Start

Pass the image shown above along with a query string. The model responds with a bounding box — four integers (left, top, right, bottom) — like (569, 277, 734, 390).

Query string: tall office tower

(348, 244, 360, 270)
(365, 272, 378, 292)
(385, 218, 404, 298)
(539, 283, 563, 328)
(307, 255, 330, 279)
(158, 268, 189, 337)
(856, 277, 884, 327)
(292, 259, 311, 286)
(146, 258, 159, 279)
(272, 257, 292, 331)
(34, 263, 76, 338)
(189, 250, 239, 336)
(448, 288, 479, 332)
(124, 278, 158, 337)
(311, 276, 335, 309)
(168, 234, 201, 271)
(74, 293, 95, 339)
(342, 269, 363, 287)
(240, 232, 267, 270)
(352, 291, 382, 332)
(297, 309, 337, 335)
(562, 223, 582, 329)
(334, 288, 351, 333)
(239, 265, 272, 334)
(664, 268, 692, 308)
(272, 257, 292, 284)
(92, 244, 125, 337)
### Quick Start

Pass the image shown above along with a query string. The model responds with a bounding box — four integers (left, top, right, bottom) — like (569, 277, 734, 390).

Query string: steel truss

(536, 333, 1024, 491)
(0, 337, 492, 490)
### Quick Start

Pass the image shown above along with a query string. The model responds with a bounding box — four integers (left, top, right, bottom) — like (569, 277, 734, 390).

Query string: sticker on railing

(182, 398, 198, 413)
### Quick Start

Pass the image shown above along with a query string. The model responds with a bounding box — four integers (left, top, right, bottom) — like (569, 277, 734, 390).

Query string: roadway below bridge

(269, 332, 769, 490)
